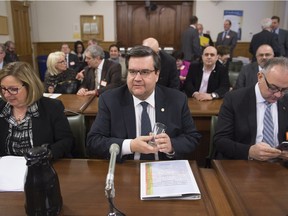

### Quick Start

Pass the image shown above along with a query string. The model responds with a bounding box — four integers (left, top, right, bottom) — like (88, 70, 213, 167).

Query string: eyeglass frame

(127, 69, 156, 77)
(262, 72, 288, 94)
(57, 60, 66, 64)
(0, 84, 25, 95)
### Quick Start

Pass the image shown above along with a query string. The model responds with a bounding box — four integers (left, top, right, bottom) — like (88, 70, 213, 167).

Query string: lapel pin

(161, 108, 165, 112)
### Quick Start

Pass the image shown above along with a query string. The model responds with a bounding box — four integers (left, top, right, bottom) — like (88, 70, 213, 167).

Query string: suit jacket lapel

(101, 59, 108, 80)
(248, 88, 257, 142)
(155, 86, 167, 125)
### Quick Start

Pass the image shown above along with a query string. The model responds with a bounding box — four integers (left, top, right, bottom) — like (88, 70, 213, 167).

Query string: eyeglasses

(0, 84, 25, 95)
(262, 73, 288, 94)
(128, 69, 156, 77)
(57, 60, 66, 64)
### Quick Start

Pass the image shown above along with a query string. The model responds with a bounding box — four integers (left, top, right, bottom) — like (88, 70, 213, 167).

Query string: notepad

(0, 156, 27, 192)
(200, 36, 210, 47)
(140, 160, 201, 200)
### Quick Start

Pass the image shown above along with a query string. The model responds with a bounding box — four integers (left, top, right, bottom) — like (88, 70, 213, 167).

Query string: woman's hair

(74, 40, 85, 54)
(0, 62, 44, 106)
(46, 51, 65, 76)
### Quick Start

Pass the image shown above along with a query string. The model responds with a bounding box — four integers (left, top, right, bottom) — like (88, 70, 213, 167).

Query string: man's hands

(249, 142, 281, 161)
(193, 92, 213, 101)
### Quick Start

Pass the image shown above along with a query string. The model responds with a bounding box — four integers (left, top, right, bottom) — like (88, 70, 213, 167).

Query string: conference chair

(205, 115, 218, 168)
(66, 111, 87, 158)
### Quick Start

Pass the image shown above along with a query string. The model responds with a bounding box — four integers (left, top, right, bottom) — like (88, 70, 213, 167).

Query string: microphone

(105, 144, 120, 191)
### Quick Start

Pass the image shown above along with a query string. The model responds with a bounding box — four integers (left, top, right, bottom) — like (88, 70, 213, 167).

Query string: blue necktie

(140, 102, 154, 160)
(262, 101, 275, 147)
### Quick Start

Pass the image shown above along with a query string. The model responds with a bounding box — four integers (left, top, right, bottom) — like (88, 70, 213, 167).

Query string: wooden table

(211, 160, 288, 215)
(57, 94, 95, 114)
(0, 160, 225, 216)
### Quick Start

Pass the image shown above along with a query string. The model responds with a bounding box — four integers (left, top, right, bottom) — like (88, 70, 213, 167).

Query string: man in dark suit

(76, 45, 121, 96)
(143, 37, 180, 89)
(0, 44, 7, 70)
(4, 41, 19, 63)
(86, 45, 201, 161)
(184, 46, 230, 100)
(235, 44, 274, 89)
(271, 15, 288, 58)
(215, 20, 238, 58)
(214, 57, 288, 161)
(181, 15, 202, 62)
(61, 43, 81, 72)
(249, 18, 280, 62)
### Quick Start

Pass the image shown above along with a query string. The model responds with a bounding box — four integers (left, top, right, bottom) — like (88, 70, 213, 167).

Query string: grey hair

(261, 18, 272, 29)
(85, 44, 105, 59)
(262, 57, 288, 75)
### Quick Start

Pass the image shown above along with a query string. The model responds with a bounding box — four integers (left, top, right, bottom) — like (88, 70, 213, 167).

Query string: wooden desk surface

(0, 160, 220, 216)
(83, 97, 223, 117)
(57, 94, 95, 114)
(212, 160, 288, 216)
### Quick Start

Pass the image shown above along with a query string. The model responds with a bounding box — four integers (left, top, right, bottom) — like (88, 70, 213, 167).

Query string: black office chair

(205, 115, 218, 168)
(66, 112, 87, 158)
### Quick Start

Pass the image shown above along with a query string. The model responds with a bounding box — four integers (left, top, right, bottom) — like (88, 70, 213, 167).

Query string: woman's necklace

(13, 108, 27, 124)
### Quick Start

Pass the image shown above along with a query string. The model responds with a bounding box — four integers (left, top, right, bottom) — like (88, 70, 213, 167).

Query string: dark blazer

(181, 26, 202, 62)
(80, 59, 122, 95)
(215, 30, 238, 56)
(184, 61, 230, 98)
(277, 28, 288, 57)
(0, 60, 8, 69)
(235, 62, 259, 89)
(86, 85, 201, 161)
(0, 97, 73, 159)
(158, 50, 180, 89)
(249, 30, 281, 61)
(4, 51, 19, 63)
(214, 86, 288, 159)
(67, 53, 81, 72)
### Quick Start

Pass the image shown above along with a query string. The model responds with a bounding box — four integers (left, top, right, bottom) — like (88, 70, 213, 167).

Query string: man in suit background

(271, 15, 288, 58)
(214, 57, 288, 161)
(0, 44, 7, 70)
(184, 46, 230, 101)
(77, 45, 121, 96)
(235, 44, 274, 89)
(181, 15, 202, 62)
(249, 18, 280, 62)
(215, 20, 238, 58)
(86, 45, 201, 161)
(4, 41, 19, 63)
(61, 43, 81, 72)
(143, 37, 180, 89)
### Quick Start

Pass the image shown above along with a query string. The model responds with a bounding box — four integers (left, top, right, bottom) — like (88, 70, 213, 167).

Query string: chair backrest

(67, 114, 86, 158)
(205, 115, 218, 168)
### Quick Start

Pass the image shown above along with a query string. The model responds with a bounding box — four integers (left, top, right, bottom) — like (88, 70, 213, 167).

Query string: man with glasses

(214, 57, 288, 161)
(184, 46, 230, 101)
(235, 44, 274, 89)
(86, 45, 201, 161)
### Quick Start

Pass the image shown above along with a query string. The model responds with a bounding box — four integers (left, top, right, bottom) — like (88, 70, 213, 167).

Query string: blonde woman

(45, 51, 79, 94)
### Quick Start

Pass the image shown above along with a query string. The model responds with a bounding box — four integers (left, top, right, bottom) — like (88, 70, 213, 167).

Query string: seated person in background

(171, 50, 190, 91)
(0, 62, 73, 159)
(108, 44, 127, 83)
(71, 40, 86, 71)
(184, 46, 230, 101)
(61, 43, 81, 72)
(4, 41, 19, 63)
(214, 57, 288, 161)
(44, 51, 79, 94)
(0, 44, 8, 70)
(86, 45, 201, 161)
(143, 37, 180, 89)
(87, 38, 110, 59)
(235, 44, 274, 89)
(216, 45, 230, 68)
(76, 45, 122, 96)
(196, 23, 214, 50)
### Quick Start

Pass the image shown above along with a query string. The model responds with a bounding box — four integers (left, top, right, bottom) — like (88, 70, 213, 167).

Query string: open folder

(140, 160, 201, 200)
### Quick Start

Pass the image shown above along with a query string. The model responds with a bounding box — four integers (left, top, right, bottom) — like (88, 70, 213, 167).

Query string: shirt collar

(97, 59, 104, 71)
(133, 90, 155, 108)
(255, 82, 266, 104)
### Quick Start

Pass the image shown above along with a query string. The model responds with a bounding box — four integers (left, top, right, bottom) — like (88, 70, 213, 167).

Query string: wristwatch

(211, 92, 218, 99)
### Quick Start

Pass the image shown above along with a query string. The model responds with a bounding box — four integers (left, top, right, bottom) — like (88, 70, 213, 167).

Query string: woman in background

(45, 51, 79, 94)
(172, 50, 190, 91)
(72, 40, 86, 71)
(0, 62, 73, 159)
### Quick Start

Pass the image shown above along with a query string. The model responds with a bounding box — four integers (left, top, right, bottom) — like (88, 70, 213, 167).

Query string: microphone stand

(105, 180, 118, 216)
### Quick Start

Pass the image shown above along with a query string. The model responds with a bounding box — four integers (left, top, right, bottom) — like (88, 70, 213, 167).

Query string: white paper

(140, 160, 201, 200)
(43, 93, 62, 99)
(0, 156, 27, 192)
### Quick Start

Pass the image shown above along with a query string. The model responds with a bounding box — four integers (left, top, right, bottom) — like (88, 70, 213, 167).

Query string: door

(10, 1, 33, 66)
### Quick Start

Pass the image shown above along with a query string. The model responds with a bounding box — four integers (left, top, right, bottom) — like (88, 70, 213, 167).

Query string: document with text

(140, 160, 201, 200)
(0, 156, 27, 192)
